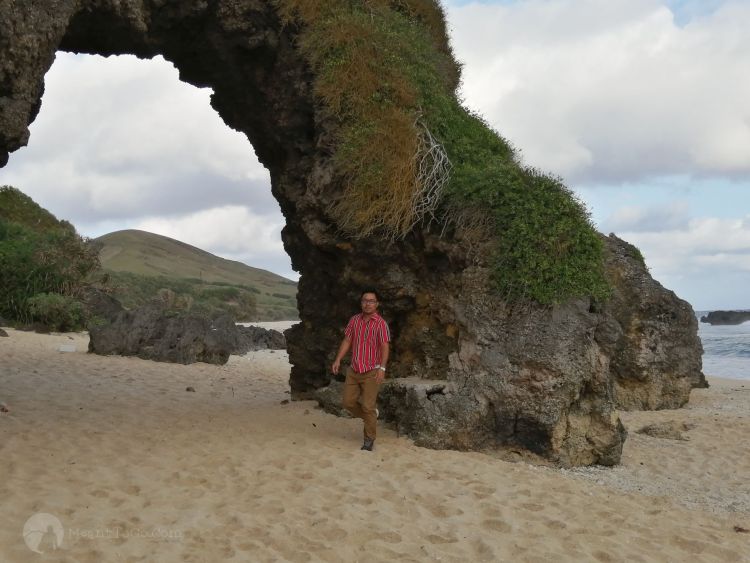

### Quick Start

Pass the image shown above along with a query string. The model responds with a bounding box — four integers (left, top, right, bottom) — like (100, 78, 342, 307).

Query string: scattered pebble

(185, 386, 196, 392)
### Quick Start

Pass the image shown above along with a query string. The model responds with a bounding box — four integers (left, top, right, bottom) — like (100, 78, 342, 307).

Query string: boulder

(700, 310, 750, 325)
(88, 305, 287, 364)
(235, 325, 286, 354)
(599, 235, 707, 410)
(89, 305, 238, 364)
(0, 328, 8, 337)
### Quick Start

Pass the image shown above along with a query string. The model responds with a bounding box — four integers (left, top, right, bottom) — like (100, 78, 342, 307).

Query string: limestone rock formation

(235, 324, 286, 354)
(636, 420, 695, 441)
(0, 0, 705, 465)
(88, 304, 285, 363)
(700, 310, 750, 325)
(599, 235, 706, 410)
(89, 305, 239, 364)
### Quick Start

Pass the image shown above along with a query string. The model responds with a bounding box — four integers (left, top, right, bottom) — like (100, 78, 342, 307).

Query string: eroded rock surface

(88, 304, 285, 363)
(0, 1, 704, 465)
(599, 235, 706, 410)
(89, 305, 238, 364)
(235, 324, 286, 354)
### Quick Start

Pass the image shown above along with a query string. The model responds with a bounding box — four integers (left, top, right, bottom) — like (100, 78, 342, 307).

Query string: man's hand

(332, 338, 351, 375)
(375, 368, 386, 384)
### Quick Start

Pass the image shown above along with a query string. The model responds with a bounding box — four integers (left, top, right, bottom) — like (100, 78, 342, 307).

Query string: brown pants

(342, 367, 380, 440)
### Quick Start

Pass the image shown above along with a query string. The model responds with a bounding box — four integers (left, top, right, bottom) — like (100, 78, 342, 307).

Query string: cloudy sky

(1, 0, 748, 310)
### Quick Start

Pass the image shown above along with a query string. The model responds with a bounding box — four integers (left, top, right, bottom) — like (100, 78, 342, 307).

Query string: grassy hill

(97, 230, 298, 321)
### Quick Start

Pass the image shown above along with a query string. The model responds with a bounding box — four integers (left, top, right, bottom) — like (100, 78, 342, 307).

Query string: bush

(0, 216, 100, 323)
(27, 292, 85, 331)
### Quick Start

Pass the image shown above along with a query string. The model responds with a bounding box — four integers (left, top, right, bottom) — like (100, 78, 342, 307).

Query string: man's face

(360, 292, 379, 315)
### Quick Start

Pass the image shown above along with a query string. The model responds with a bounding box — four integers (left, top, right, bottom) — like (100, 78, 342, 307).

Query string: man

(331, 290, 390, 451)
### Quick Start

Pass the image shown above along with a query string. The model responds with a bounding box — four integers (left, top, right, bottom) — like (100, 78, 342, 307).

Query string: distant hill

(96, 229, 298, 321)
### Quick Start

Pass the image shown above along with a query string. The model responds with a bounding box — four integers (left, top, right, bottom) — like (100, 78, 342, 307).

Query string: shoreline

(1, 329, 748, 561)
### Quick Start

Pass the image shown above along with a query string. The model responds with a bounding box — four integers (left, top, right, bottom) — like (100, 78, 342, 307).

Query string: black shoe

(361, 438, 374, 451)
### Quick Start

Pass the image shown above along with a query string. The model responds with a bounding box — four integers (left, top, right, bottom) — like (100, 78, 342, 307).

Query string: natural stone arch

(0, 0, 705, 466)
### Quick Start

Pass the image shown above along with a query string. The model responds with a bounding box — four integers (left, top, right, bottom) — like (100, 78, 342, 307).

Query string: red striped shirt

(345, 313, 390, 373)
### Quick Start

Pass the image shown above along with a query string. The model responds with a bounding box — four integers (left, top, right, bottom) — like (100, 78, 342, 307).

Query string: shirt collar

(360, 312, 380, 321)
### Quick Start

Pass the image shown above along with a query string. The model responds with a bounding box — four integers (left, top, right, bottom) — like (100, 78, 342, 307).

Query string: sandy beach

(1, 327, 748, 562)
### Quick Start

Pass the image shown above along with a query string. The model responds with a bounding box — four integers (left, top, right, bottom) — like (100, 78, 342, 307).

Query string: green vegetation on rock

(277, 0, 611, 304)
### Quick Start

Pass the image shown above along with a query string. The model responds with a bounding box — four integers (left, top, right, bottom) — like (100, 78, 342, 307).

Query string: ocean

(697, 312, 750, 381)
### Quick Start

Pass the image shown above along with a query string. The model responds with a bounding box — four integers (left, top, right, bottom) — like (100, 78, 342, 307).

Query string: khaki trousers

(342, 367, 380, 440)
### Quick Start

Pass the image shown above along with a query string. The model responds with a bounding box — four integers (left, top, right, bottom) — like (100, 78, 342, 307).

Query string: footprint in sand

(544, 518, 567, 530)
(481, 518, 512, 533)
(123, 484, 141, 495)
(473, 538, 496, 561)
(379, 530, 402, 544)
(428, 503, 464, 518)
(426, 533, 458, 544)
(480, 504, 503, 518)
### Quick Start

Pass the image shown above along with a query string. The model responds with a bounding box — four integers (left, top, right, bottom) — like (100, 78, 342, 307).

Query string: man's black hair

(360, 289, 380, 301)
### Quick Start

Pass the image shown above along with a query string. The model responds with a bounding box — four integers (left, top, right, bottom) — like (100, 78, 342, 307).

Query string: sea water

(697, 312, 750, 381)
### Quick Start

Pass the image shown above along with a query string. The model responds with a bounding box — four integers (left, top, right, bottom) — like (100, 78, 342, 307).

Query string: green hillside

(97, 229, 298, 320)
(0, 186, 100, 330)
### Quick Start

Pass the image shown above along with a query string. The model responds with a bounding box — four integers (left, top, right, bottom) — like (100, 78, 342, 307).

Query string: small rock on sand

(636, 421, 696, 441)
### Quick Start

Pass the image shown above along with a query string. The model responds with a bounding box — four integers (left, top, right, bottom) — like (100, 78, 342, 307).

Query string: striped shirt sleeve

(344, 315, 355, 340)
(379, 318, 390, 343)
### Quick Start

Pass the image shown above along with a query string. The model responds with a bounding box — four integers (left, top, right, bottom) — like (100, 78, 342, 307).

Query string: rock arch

(0, 0, 705, 466)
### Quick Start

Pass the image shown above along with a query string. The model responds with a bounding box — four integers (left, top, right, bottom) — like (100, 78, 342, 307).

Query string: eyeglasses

(361, 299, 378, 304)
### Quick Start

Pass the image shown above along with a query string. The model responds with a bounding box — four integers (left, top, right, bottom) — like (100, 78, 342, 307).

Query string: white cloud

(616, 216, 750, 274)
(136, 205, 282, 254)
(606, 201, 690, 232)
(447, 0, 750, 184)
(134, 205, 296, 280)
(0, 53, 273, 224)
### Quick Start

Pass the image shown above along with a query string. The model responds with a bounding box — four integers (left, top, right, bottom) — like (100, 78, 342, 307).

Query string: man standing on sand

(331, 290, 390, 452)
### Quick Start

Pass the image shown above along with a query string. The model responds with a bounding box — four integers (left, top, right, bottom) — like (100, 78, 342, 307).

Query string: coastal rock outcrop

(88, 305, 285, 363)
(89, 306, 238, 364)
(0, 0, 704, 465)
(599, 235, 707, 410)
(235, 324, 286, 353)
(700, 310, 750, 326)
